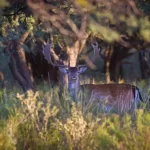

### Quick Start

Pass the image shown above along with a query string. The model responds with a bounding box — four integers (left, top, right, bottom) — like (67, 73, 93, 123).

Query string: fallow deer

(42, 41, 143, 114)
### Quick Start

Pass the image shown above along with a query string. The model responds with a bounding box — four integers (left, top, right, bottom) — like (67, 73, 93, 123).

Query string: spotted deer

(42, 41, 143, 114)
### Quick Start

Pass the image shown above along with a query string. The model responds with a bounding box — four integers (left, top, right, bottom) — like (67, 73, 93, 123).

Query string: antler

(42, 40, 68, 68)
(92, 41, 106, 59)
(77, 41, 101, 70)
(91, 41, 101, 61)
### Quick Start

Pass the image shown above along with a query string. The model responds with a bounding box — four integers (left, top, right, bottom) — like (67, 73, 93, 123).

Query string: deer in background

(42, 41, 143, 114)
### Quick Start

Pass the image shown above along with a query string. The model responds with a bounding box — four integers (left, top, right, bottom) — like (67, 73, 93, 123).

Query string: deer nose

(72, 76, 77, 80)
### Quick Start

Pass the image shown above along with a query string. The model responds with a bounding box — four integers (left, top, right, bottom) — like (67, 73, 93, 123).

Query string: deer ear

(59, 67, 68, 74)
(78, 66, 87, 74)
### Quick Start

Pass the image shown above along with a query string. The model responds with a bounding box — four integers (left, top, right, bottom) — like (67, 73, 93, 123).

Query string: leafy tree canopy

(0, 0, 150, 52)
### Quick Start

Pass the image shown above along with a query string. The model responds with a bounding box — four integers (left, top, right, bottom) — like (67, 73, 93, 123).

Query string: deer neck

(68, 76, 80, 101)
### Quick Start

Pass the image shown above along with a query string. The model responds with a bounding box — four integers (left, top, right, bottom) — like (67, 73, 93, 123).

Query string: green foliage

(89, 22, 120, 43)
(0, 36, 10, 70)
(0, 7, 36, 39)
(0, 0, 9, 8)
(0, 89, 18, 119)
(139, 17, 150, 42)
(139, 0, 150, 14)
(94, 112, 150, 150)
(0, 46, 10, 70)
(25, 15, 36, 33)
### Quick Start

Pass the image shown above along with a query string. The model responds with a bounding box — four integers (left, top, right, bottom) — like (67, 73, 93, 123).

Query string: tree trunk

(104, 46, 113, 83)
(7, 31, 34, 92)
(67, 38, 87, 67)
(9, 55, 32, 92)
(139, 50, 150, 79)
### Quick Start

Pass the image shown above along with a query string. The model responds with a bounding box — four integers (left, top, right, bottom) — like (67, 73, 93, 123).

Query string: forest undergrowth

(0, 80, 150, 150)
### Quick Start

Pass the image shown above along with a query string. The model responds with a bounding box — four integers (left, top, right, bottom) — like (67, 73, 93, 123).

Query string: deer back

(81, 83, 142, 113)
